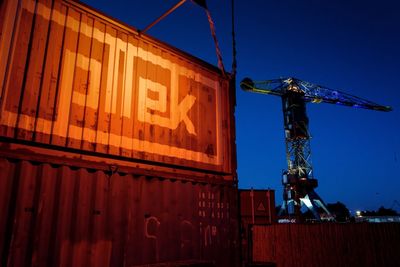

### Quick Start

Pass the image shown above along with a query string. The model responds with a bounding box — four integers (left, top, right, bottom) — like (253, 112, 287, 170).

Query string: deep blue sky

(80, 0, 400, 213)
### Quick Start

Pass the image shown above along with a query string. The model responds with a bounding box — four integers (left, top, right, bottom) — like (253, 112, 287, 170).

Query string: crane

(240, 77, 392, 222)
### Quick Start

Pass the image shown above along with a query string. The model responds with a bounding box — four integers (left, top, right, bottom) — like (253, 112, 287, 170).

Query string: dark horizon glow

(81, 0, 400, 214)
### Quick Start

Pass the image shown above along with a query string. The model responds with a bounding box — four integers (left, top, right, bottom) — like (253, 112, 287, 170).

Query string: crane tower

(240, 77, 392, 221)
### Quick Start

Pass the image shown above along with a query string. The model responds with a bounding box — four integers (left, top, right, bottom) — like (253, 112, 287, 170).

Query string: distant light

(356, 210, 361, 217)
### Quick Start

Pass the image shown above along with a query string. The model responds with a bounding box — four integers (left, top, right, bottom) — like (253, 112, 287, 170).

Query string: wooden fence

(251, 223, 400, 267)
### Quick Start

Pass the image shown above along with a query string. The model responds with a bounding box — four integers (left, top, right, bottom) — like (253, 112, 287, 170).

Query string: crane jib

(240, 77, 392, 112)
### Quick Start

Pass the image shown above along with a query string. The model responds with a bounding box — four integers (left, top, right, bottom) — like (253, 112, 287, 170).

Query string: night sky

(80, 0, 400, 214)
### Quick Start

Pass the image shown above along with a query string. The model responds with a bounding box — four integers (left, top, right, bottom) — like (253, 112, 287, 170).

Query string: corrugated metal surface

(240, 190, 275, 224)
(0, 153, 240, 267)
(239, 190, 275, 264)
(0, 0, 235, 175)
(251, 224, 400, 267)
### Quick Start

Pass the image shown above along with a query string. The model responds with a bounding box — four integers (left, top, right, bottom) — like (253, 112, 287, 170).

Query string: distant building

(355, 215, 400, 223)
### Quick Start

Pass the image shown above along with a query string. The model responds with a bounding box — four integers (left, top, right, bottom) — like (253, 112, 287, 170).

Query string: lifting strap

(193, 0, 226, 77)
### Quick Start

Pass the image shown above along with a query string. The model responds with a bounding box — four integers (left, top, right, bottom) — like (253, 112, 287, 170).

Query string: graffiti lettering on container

(144, 216, 161, 261)
(0, 1, 227, 166)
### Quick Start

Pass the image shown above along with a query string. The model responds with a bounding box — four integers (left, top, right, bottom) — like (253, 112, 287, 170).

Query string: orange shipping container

(0, 153, 240, 266)
(0, 0, 236, 176)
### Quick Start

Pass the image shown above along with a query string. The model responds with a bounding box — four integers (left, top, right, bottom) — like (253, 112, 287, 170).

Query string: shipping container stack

(0, 0, 239, 266)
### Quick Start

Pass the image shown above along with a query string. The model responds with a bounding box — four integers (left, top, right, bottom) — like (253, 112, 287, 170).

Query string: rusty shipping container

(240, 189, 276, 226)
(239, 189, 275, 264)
(0, 0, 235, 174)
(0, 0, 239, 266)
(0, 149, 239, 266)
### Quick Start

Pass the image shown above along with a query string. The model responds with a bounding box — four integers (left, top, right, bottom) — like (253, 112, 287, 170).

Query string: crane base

(278, 189, 334, 222)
